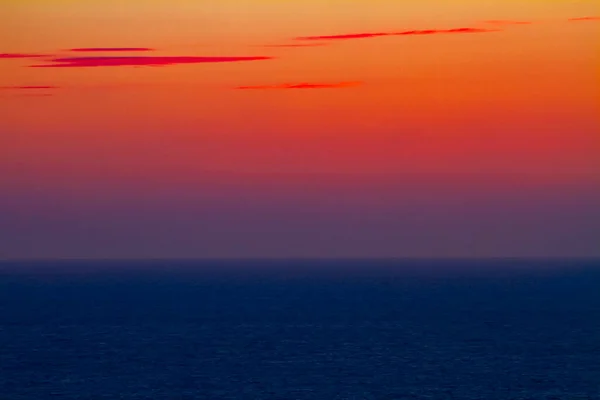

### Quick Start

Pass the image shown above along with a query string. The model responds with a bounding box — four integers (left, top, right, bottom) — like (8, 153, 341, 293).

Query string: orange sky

(1, 0, 599, 258)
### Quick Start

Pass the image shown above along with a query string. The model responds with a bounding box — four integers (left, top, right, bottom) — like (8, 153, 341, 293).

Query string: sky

(1, 0, 599, 259)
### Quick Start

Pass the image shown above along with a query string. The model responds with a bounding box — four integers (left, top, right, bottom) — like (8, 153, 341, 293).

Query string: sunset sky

(1, 0, 599, 259)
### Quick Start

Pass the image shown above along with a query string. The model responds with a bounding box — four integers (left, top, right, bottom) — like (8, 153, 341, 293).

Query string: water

(1, 259, 599, 399)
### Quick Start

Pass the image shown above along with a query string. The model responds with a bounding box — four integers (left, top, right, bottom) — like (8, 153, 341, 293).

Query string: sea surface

(1, 259, 599, 399)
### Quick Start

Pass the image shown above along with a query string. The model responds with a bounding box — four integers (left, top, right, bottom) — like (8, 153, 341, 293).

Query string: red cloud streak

(260, 43, 327, 48)
(0, 85, 58, 90)
(296, 27, 496, 41)
(297, 32, 388, 40)
(30, 56, 273, 68)
(236, 81, 362, 90)
(68, 48, 155, 52)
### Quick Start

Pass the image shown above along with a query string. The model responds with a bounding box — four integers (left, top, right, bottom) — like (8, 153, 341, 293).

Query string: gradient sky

(1, 0, 599, 259)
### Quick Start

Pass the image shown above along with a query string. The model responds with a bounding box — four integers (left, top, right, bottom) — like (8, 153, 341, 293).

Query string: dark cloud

(0, 86, 57, 98)
(236, 81, 362, 90)
(295, 27, 497, 41)
(68, 48, 155, 52)
(0, 85, 58, 90)
(568, 16, 600, 22)
(0, 53, 49, 59)
(29, 55, 274, 68)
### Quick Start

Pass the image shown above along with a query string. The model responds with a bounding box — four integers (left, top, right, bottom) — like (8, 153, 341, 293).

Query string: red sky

(1, 0, 599, 259)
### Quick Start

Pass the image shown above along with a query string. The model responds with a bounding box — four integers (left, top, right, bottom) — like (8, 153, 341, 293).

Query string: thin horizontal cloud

(16, 93, 55, 97)
(568, 16, 600, 22)
(68, 47, 155, 52)
(297, 32, 388, 41)
(236, 81, 362, 90)
(0, 85, 58, 90)
(260, 43, 327, 48)
(30, 55, 273, 68)
(483, 20, 532, 25)
(396, 27, 496, 35)
(0, 53, 49, 59)
(295, 27, 496, 41)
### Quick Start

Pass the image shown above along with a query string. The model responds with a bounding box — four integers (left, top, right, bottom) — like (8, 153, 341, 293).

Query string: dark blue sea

(1, 259, 599, 399)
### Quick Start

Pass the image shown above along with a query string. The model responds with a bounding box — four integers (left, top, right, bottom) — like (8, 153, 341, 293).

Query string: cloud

(568, 16, 600, 22)
(0, 85, 58, 90)
(260, 43, 327, 48)
(396, 27, 497, 35)
(296, 32, 388, 41)
(29, 55, 274, 68)
(236, 81, 362, 90)
(295, 27, 497, 41)
(68, 47, 155, 52)
(0, 53, 49, 59)
(483, 20, 532, 25)
(16, 93, 55, 97)
(0, 86, 57, 97)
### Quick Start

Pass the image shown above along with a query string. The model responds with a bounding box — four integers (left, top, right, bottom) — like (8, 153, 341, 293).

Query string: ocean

(1, 259, 599, 399)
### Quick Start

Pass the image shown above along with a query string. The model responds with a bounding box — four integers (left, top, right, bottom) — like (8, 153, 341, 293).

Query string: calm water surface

(1, 259, 599, 399)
